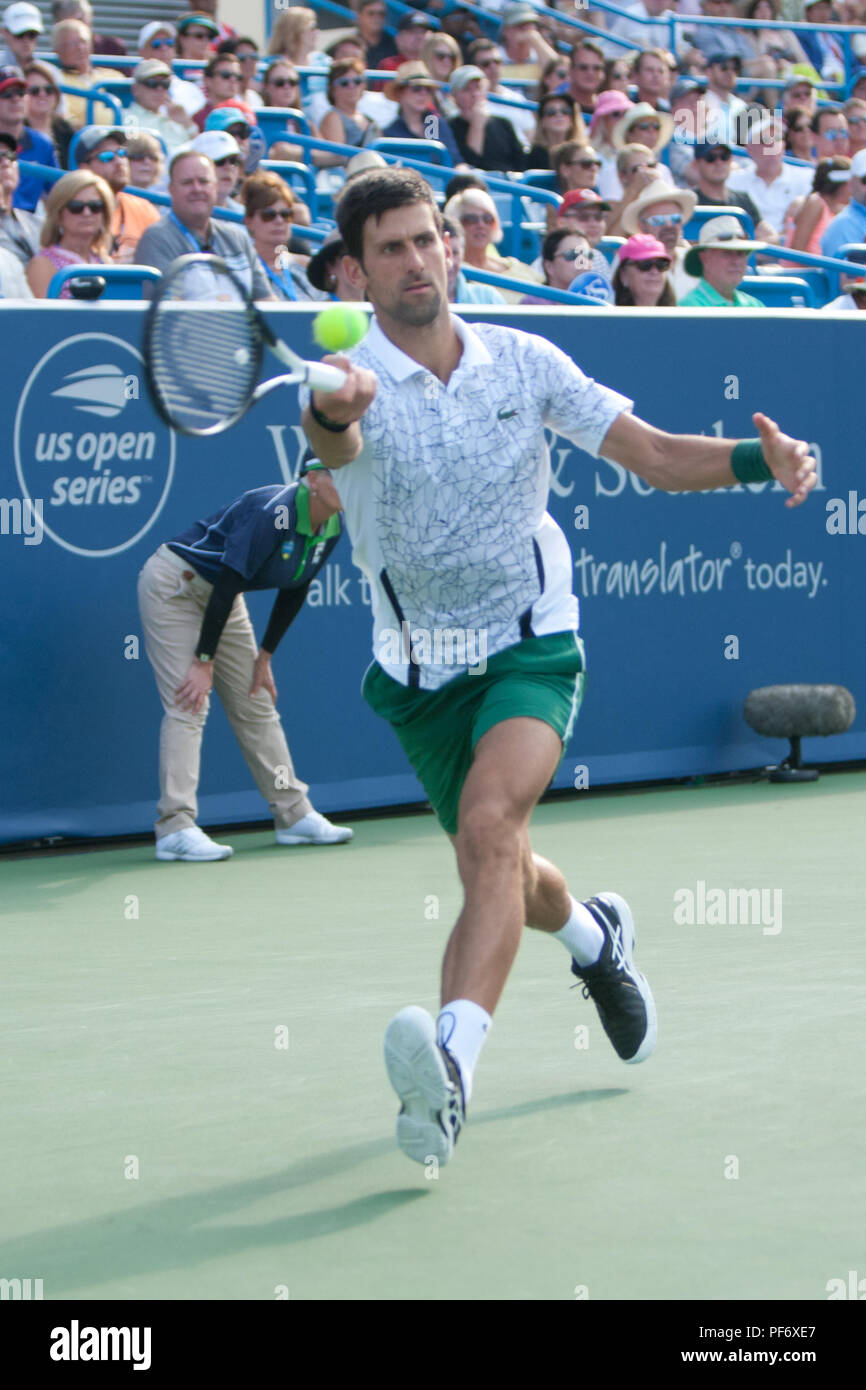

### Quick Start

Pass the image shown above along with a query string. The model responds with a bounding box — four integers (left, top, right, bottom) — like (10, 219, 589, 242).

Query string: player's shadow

(0, 1138, 423, 1297)
(474, 1087, 628, 1125)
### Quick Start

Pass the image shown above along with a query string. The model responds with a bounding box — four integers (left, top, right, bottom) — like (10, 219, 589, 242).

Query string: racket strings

(148, 266, 263, 433)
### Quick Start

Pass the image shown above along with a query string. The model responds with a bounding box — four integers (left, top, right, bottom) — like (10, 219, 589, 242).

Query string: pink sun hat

(589, 89, 634, 135)
(618, 233, 671, 265)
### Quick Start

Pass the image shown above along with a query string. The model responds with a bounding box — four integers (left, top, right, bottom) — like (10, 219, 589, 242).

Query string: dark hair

(613, 260, 676, 306)
(604, 55, 630, 85)
(327, 31, 367, 60)
(327, 56, 365, 103)
(205, 54, 240, 78)
(541, 226, 589, 282)
(784, 104, 811, 149)
(550, 139, 588, 174)
(443, 171, 487, 202)
(337, 167, 441, 262)
(810, 103, 844, 135)
(812, 155, 851, 195)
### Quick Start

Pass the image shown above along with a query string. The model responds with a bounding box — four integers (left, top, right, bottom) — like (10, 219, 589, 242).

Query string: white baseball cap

(850, 148, 866, 179)
(139, 21, 176, 50)
(191, 130, 241, 163)
(3, 3, 43, 34)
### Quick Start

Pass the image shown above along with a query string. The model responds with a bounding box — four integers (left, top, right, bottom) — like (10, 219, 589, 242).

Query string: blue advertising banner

(1, 303, 862, 844)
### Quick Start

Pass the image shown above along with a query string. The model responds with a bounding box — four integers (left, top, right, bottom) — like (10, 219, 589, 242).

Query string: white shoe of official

(155, 827, 233, 861)
(275, 811, 353, 845)
(384, 1006, 466, 1166)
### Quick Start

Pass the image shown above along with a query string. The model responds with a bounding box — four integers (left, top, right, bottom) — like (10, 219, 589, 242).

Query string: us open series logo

(14, 333, 175, 558)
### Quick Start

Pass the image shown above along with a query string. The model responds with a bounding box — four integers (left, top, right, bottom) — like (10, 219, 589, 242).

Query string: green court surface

(2, 773, 864, 1302)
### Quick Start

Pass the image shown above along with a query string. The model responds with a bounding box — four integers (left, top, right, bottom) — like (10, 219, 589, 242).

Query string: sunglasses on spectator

(574, 62, 603, 72)
(566, 157, 601, 168)
(0, 151, 17, 164)
(629, 258, 670, 272)
(554, 248, 590, 261)
(632, 120, 661, 131)
(214, 70, 241, 81)
(226, 123, 252, 139)
(0, 88, 25, 99)
(553, 67, 569, 79)
(334, 76, 365, 88)
(821, 128, 848, 141)
(642, 213, 683, 227)
(16, 30, 39, 39)
(26, 84, 55, 96)
(129, 152, 156, 162)
(626, 162, 657, 176)
(237, 51, 258, 62)
(713, 61, 739, 71)
(700, 149, 732, 162)
(544, 105, 571, 116)
(268, 76, 299, 87)
(184, 29, 212, 41)
(432, 50, 454, 61)
(93, 148, 127, 162)
(847, 116, 866, 126)
(149, 37, 175, 49)
(140, 78, 171, 90)
(66, 199, 104, 215)
(215, 154, 241, 168)
(460, 212, 495, 226)
(567, 207, 605, 219)
(259, 206, 293, 221)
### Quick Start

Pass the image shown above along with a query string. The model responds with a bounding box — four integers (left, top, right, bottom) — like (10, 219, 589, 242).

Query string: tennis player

(301, 167, 817, 1167)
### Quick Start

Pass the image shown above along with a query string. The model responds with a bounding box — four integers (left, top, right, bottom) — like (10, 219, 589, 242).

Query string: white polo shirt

(727, 162, 813, 234)
(304, 316, 631, 690)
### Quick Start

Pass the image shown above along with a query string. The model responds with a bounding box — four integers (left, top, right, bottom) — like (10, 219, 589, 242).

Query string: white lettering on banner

(265, 423, 309, 484)
(574, 544, 825, 600)
(825, 492, 866, 535)
(14, 334, 174, 558)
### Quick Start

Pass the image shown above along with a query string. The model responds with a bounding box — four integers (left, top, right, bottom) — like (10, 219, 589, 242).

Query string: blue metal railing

(461, 266, 602, 305)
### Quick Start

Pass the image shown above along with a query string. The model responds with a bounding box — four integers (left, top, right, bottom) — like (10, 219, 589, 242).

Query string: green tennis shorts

(362, 631, 586, 835)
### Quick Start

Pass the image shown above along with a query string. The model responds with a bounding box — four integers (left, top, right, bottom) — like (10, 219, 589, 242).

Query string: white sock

(553, 896, 604, 967)
(437, 999, 491, 1104)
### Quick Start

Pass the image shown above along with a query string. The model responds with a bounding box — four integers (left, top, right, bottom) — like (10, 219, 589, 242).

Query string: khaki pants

(137, 545, 312, 840)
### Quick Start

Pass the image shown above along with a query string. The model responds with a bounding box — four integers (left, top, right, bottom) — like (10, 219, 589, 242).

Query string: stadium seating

(739, 276, 816, 308)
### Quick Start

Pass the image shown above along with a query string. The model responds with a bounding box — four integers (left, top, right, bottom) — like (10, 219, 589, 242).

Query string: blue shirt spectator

(821, 150, 866, 257)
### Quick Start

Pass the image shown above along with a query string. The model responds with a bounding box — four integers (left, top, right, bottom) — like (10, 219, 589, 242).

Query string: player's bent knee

(455, 802, 522, 869)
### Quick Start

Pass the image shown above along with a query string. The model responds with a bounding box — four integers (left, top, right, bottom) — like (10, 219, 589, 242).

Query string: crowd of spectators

(0, 0, 862, 308)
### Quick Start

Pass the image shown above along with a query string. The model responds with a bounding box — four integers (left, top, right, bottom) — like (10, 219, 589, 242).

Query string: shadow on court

(0, 1089, 626, 1295)
(474, 1087, 628, 1126)
(0, 1139, 422, 1296)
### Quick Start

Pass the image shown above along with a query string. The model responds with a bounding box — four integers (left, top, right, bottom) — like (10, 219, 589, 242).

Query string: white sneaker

(384, 1006, 466, 1166)
(155, 827, 233, 861)
(275, 811, 353, 845)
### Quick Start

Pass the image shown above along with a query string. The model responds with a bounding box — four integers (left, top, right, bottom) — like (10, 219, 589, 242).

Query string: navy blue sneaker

(571, 893, 657, 1063)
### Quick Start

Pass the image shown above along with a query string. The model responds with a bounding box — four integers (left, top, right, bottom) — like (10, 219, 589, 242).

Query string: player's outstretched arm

(302, 355, 377, 470)
(601, 410, 817, 508)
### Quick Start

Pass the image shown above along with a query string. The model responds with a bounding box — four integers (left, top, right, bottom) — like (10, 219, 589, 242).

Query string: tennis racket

(143, 252, 346, 437)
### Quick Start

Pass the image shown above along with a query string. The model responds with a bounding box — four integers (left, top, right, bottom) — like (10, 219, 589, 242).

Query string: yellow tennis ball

(313, 305, 368, 352)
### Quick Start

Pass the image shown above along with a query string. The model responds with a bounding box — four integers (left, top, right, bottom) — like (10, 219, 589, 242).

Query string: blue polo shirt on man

(821, 199, 866, 261)
(14, 127, 58, 212)
(168, 483, 343, 589)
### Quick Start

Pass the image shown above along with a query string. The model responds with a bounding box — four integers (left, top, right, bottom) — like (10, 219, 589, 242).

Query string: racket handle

(306, 362, 347, 393)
